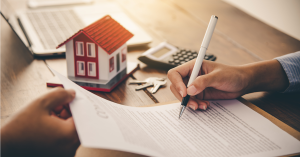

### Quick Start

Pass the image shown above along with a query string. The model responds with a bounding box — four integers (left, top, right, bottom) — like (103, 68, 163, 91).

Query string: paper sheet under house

(53, 69, 300, 157)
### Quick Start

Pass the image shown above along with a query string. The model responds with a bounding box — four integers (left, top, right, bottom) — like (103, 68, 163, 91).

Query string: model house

(57, 15, 133, 83)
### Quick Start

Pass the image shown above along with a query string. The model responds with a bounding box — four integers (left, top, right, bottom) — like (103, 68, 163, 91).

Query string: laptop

(1, 0, 152, 56)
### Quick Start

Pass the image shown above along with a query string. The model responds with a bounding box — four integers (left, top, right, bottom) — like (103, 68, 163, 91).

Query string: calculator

(138, 42, 216, 70)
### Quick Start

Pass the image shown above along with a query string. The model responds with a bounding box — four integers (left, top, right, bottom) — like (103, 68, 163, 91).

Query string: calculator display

(152, 47, 171, 58)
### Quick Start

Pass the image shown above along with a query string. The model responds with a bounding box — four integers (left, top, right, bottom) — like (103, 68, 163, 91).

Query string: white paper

(53, 69, 300, 157)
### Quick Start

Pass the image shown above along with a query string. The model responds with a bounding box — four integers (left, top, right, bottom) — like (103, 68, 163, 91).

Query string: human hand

(168, 59, 289, 111)
(168, 60, 251, 110)
(1, 87, 80, 157)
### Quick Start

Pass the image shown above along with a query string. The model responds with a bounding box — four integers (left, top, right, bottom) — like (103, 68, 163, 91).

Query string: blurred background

(225, 0, 300, 41)
(3, 0, 300, 41)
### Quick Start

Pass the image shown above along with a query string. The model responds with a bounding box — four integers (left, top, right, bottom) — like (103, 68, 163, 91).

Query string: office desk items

(2, 0, 152, 56)
(129, 77, 167, 93)
(138, 42, 216, 70)
(179, 15, 218, 119)
(52, 69, 300, 157)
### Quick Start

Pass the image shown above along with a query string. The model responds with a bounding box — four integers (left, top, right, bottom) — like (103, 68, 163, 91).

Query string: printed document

(53, 70, 300, 157)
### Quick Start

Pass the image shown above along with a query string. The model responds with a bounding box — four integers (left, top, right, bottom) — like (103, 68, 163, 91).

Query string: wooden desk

(1, 0, 300, 156)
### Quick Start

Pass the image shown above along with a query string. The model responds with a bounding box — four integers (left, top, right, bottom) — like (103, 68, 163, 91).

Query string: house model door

(73, 34, 99, 79)
(116, 53, 120, 72)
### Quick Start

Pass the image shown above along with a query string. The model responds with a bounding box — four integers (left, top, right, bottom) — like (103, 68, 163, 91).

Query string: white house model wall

(98, 44, 127, 81)
(66, 39, 75, 77)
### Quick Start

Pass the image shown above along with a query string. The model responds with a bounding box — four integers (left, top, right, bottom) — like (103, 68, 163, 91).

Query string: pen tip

(178, 105, 185, 119)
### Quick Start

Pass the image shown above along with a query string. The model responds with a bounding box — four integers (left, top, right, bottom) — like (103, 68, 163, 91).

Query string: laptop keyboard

(26, 9, 84, 49)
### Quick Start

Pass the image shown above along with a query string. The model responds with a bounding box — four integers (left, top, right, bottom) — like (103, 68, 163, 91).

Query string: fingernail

(205, 101, 210, 107)
(187, 85, 197, 95)
(179, 91, 183, 97)
(200, 104, 207, 110)
(188, 103, 196, 111)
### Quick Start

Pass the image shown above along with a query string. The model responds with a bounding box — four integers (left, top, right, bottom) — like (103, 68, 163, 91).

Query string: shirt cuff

(274, 51, 300, 93)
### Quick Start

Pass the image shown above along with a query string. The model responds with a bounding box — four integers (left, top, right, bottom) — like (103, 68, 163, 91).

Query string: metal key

(150, 80, 167, 93)
(135, 83, 154, 90)
(129, 77, 166, 91)
(129, 77, 165, 84)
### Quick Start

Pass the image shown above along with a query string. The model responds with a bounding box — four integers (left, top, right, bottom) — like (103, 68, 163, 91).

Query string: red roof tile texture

(57, 15, 133, 55)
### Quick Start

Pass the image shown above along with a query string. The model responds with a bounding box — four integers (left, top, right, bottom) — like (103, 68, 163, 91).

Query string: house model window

(121, 48, 126, 62)
(88, 62, 96, 76)
(109, 56, 114, 72)
(76, 42, 84, 56)
(87, 43, 96, 57)
(77, 61, 85, 76)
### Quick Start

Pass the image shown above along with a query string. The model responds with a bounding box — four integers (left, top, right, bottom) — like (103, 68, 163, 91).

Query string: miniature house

(57, 15, 133, 83)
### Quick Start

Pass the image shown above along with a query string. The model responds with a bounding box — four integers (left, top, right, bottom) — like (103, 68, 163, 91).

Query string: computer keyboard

(26, 9, 84, 49)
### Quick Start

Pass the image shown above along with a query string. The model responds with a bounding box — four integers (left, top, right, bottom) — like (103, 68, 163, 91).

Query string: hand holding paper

(1, 88, 80, 157)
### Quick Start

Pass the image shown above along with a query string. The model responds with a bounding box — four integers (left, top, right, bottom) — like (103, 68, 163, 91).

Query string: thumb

(37, 87, 76, 111)
(187, 73, 215, 96)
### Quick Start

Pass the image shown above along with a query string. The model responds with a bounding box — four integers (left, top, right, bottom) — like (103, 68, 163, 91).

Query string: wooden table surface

(2, 0, 300, 156)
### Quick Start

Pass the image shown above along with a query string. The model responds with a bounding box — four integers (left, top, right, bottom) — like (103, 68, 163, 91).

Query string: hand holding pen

(179, 15, 218, 118)
(168, 15, 218, 118)
(168, 15, 290, 118)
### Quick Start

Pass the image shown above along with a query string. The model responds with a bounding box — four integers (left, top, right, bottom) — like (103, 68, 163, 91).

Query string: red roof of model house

(57, 15, 133, 54)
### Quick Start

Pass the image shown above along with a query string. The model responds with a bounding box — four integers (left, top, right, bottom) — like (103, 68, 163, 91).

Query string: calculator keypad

(168, 49, 216, 65)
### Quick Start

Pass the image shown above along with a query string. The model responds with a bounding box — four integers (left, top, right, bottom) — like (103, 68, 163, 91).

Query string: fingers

(170, 84, 183, 101)
(53, 105, 64, 113)
(37, 87, 76, 111)
(168, 60, 196, 97)
(53, 104, 72, 117)
(60, 109, 72, 119)
(168, 60, 213, 111)
(187, 73, 215, 96)
(188, 97, 210, 111)
(167, 70, 187, 98)
(52, 108, 72, 120)
(56, 117, 80, 156)
(65, 117, 81, 147)
(171, 83, 210, 111)
(62, 117, 80, 144)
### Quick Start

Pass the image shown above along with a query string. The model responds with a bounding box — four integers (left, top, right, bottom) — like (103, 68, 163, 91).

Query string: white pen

(179, 15, 218, 118)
